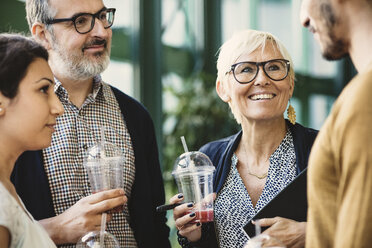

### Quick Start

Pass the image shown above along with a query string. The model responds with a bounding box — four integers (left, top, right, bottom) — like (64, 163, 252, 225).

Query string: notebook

(243, 168, 308, 238)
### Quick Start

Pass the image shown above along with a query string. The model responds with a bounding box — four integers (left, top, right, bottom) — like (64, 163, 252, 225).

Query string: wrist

(177, 223, 213, 248)
(39, 216, 64, 244)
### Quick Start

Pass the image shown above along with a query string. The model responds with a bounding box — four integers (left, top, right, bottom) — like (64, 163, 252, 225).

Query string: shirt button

(83, 144, 88, 150)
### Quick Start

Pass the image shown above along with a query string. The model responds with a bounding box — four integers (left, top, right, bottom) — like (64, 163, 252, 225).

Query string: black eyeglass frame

(227, 59, 291, 84)
(45, 7, 116, 34)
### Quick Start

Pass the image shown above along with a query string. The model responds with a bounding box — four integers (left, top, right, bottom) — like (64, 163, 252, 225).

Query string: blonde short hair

(216, 29, 294, 124)
(217, 29, 294, 82)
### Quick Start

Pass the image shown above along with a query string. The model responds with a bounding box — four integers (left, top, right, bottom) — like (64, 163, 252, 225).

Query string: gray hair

(26, 0, 56, 32)
(216, 29, 295, 124)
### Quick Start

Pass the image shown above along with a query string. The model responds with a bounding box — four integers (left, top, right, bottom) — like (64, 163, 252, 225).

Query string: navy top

(11, 86, 171, 248)
(182, 120, 318, 247)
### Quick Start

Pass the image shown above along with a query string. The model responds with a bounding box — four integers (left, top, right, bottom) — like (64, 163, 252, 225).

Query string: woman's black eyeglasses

(226, 59, 290, 84)
(45, 8, 116, 34)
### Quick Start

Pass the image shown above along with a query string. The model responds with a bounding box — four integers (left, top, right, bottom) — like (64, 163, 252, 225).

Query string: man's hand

(255, 217, 306, 248)
(40, 188, 127, 244)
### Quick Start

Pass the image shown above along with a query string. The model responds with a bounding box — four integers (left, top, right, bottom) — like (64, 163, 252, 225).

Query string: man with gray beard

(300, 0, 372, 247)
(11, 0, 171, 247)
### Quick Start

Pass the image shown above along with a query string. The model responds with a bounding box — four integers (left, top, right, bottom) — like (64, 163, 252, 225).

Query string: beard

(320, 2, 349, 60)
(50, 36, 110, 81)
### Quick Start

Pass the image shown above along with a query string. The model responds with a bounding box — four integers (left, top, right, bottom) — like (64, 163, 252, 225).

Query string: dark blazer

(182, 120, 318, 247)
(11, 86, 171, 248)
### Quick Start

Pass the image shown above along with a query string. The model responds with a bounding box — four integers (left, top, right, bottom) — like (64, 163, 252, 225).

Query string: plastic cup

(84, 156, 124, 193)
(172, 151, 215, 223)
(84, 140, 125, 212)
(80, 127, 122, 247)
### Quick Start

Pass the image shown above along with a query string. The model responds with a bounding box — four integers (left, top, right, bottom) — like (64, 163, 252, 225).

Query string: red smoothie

(187, 209, 214, 223)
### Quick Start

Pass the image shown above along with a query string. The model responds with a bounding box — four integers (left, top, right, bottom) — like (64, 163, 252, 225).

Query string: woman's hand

(255, 217, 306, 248)
(170, 193, 202, 242)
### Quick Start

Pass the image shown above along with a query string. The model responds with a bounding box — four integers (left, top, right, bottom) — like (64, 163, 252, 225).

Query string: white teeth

(250, 94, 274, 100)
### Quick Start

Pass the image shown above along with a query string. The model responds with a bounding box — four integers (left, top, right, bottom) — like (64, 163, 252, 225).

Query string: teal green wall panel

(0, 1, 28, 33)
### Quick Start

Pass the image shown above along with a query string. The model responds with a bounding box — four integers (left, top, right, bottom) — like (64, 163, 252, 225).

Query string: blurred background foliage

(162, 70, 240, 183)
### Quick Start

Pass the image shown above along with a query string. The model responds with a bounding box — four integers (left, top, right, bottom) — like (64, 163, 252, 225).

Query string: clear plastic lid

(172, 151, 215, 176)
(85, 141, 123, 161)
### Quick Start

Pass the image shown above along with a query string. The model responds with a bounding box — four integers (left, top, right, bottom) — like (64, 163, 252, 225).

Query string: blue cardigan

(183, 120, 318, 247)
(201, 120, 318, 193)
(11, 86, 171, 248)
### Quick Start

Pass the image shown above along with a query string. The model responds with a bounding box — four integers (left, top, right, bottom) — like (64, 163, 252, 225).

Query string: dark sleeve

(111, 87, 170, 248)
(11, 150, 56, 220)
(288, 121, 319, 173)
(146, 118, 171, 247)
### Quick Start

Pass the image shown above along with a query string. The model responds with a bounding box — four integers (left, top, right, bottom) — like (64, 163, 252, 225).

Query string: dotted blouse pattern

(214, 130, 297, 248)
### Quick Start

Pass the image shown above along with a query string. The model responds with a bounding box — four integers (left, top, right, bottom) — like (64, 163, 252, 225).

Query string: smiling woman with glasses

(45, 7, 116, 34)
(170, 29, 318, 248)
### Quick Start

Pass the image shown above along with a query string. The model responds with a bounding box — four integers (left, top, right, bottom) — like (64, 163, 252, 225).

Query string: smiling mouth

(83, 39, 107, 50)
(249, 94, 276, 101)
(83, 45, 106, 52)
(87, 45, 104, 48)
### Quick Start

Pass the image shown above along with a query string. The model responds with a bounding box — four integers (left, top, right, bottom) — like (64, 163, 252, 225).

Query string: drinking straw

(180, 136, 189, 153)
(180, 136, 193, 168)
(100, 126, 106, 158)
(100, 213, 107, 247)
(100, 126, 106, 247)
(180, 136, 202, 211)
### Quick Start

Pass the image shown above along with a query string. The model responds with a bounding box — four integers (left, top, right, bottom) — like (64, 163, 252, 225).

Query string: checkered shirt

(43, 76, 138, 247)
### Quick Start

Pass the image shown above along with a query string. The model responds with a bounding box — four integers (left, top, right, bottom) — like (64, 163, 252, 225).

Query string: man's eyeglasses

(45, 8, 116, 34)
(226, 59, 290, 84)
